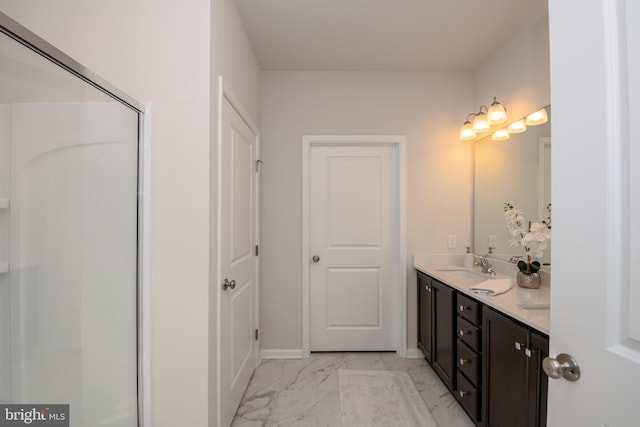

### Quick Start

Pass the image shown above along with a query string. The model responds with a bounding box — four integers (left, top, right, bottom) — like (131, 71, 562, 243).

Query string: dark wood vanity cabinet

(527, 332, 549, 427)
(456, 293, 483, 423)
(417, 272, 433, 362)
(482, 306, 549, 427)
(417, 271, 456, 391)
(417, 271, 549, 427)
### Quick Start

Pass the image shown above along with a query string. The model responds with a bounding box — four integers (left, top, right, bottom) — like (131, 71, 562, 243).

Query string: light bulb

(487, 98, 507, 125)
(508, 119, 527, 133)
(472, 113, 490, 132)
(492, 128, 510, 141)
(459, 121, 476, 141)
(526, 108, 548, 125)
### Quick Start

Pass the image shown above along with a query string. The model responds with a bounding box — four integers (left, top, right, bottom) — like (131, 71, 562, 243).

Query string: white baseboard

(405, 348, 424, 359)
(261, 348, 423, 359)
(260, 349, 305, 359)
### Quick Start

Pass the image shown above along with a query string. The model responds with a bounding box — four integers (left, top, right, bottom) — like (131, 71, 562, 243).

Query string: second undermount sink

(516, 303, 550, 310)
(435, 269, 493, 282)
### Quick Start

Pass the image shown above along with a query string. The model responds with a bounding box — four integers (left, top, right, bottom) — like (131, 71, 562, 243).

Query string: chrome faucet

(476, 255, 497, 275)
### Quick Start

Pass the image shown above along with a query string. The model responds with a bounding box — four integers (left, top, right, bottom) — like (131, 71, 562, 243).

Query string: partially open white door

(218, 90, 259, 427)
(547, 0, 640, 424)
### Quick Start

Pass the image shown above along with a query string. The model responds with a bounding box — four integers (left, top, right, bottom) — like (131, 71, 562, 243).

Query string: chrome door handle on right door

(543, 353, 581, 381)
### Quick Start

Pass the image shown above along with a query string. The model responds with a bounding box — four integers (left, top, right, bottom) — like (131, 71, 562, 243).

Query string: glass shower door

(1, 13, 142, 427)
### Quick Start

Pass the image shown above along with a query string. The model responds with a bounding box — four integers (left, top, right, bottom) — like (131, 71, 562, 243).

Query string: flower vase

(516, 271, 541, 289)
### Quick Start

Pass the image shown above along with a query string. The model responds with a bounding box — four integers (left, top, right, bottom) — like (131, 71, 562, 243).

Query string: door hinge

(255, 329, 259, 340)
(255, 245, 259, 256)
(256, 159, 263, 172)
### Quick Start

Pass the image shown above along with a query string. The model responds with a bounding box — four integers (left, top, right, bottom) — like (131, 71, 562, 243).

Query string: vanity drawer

(456, 370, 480, 422)
(458, 317, 481, 351)
(457, 340, 481, 386)
(457, 293, 481, 325)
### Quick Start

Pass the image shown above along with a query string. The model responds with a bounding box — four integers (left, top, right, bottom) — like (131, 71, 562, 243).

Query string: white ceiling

(234, 0, 548, 71)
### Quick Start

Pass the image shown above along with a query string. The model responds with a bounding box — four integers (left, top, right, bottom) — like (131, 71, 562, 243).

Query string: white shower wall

(2, 102, 138, 426)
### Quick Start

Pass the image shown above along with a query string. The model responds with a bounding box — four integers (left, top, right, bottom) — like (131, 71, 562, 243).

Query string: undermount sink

(435, 269, 492, 282)
(516, 303, 550, 310)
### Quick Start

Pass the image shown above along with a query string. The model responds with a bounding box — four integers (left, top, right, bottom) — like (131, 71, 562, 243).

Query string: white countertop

(414, 255, 550, 335)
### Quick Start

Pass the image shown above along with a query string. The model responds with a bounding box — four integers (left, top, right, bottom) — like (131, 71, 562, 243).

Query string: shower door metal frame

(0, 11, 149, 427)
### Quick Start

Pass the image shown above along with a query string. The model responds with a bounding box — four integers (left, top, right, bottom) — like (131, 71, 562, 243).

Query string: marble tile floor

(231, 352, 475, 427)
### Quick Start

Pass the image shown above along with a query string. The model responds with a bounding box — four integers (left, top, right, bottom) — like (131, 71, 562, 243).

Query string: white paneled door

(219, 93, 259, 427)
(309, 142, 398, 351)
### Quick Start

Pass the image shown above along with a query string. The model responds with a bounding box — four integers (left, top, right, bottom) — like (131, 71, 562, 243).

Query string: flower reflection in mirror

(504, 202, 551, 274)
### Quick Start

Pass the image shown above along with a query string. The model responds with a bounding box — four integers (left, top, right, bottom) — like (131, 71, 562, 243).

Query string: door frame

(301, 135, 407, 357)
(215, 76, 261, 426)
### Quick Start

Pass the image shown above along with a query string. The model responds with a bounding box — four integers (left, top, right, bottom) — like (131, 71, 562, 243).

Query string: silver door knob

(312, 255, 320, 263)
(543, 353, 581, 381)
(223, 278, 236, 291)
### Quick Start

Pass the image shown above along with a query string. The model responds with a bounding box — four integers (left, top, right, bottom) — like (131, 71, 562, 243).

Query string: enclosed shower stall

(1, 13, 143, 426)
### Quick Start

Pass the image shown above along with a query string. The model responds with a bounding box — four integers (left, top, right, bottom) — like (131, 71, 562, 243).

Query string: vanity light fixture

(507, 119, 527, 134)
(459, 96, 508, 141)
(487, 97, 508, 125)
(525, 108, 548, 125)
(492, 128, 510, 141)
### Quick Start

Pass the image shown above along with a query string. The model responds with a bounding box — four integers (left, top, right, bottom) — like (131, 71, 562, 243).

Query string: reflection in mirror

(473, 106, 551, 265)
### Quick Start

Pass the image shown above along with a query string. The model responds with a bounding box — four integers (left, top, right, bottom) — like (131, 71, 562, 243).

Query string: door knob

(312, 255, 320, 263)
(542, 353, 581, 381)
(223, 278, 236, 291)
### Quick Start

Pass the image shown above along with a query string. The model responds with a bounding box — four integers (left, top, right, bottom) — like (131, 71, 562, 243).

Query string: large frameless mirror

(473, 106, 551, 266)
(0, 12, 143, 427)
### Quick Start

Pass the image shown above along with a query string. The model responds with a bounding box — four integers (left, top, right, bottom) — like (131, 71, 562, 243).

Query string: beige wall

(471, 12, 551, 257)
(210, 0, 261, 424)
(260, 71, 474, 351)
(258, 12, 551, 354)
(474, 12, 551, 121)
(0, 1, 550, 421)
(0, 0, 260, 425)
(212, 0, 261, 122)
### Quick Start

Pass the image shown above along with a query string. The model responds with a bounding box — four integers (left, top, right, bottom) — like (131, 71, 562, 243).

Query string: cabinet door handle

(459, 329, 470, 337)
(459, 305, 471, 311)
(459, 358, 470, 366)
(426, 285, 432, 293)
(459, 390, 469, 397)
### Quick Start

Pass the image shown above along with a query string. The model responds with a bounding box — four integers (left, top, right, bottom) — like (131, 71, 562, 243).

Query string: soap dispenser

(464, 247, 474, 268)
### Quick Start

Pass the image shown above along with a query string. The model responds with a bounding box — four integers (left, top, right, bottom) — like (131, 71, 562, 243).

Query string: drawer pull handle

(459, 390, 469, 397)
(460, 330, 470, 337)
(459, 358, 470, 366)
(459, 305, 471, 311)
